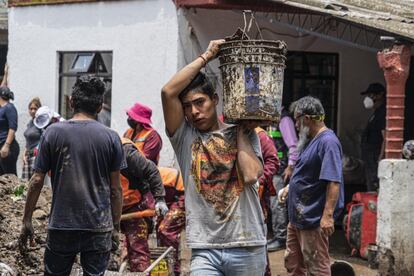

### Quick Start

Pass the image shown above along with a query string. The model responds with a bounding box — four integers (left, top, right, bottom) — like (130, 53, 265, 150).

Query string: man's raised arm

(161, 39, 225, 136)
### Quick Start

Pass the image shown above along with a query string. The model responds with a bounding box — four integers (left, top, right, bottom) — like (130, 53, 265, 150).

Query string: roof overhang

(174, 0, 414, 43)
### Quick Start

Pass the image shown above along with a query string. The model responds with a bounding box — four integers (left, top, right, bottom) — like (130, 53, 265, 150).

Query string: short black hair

(0, 87, 14, 101)
(179, 72, 215, 101)
(72, 76, 105, 115)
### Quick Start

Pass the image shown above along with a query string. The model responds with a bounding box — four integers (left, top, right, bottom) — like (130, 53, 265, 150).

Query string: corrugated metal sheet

(271, 0, 414, 41)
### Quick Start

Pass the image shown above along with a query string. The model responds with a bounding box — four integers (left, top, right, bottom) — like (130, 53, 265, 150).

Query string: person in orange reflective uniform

(124, 102, 162, 164)
(120, 138, 167, 272)
(156, 167, 185, 276)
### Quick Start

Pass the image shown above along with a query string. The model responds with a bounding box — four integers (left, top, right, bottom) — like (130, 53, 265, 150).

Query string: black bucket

(331, 260, 356, 276)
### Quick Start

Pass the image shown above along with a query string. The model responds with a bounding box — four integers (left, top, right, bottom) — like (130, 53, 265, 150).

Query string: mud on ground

(0, 174, 51, 275)
(0, 174, 125, 275)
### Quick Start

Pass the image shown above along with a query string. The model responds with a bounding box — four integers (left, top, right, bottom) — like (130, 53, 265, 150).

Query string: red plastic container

(344, 192, 378, 259)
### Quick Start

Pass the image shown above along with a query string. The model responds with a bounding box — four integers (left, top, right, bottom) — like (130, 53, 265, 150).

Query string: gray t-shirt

(169, 121, 267, 248)
(24, 119, 42, 150)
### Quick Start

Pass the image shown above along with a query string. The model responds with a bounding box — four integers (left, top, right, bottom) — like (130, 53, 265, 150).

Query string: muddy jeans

(157, 194, 186, 274)
(121, 192, 155, 272)
(44, 230, 112, 276)
(284, 223, 331, 276)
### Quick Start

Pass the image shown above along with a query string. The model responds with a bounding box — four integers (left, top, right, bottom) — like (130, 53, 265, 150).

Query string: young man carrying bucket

(161, 39, 267, 275)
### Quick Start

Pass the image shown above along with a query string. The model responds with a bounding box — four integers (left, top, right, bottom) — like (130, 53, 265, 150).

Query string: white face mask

(363, 96, 374, 109)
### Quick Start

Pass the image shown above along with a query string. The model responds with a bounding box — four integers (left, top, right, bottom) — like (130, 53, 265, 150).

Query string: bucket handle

(243, 10, 264, 40)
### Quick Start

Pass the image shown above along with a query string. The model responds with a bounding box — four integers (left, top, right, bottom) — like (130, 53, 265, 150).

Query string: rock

(36, 195, 48, 208)
(5, 240, 19, 250)
(33, 210, 47, 220)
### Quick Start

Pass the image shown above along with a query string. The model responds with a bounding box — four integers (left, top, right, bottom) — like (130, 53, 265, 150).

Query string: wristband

(198, 55, 207, 67)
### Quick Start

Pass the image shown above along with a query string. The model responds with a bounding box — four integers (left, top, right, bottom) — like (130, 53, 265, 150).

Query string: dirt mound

(0, 174, 51, 275)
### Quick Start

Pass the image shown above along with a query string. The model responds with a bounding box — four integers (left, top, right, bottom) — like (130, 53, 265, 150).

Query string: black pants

(269, 175, 288, 241)
(44, 230, 112, 276)
(0, 140, 19, 176)
(361, 143, 381, 191)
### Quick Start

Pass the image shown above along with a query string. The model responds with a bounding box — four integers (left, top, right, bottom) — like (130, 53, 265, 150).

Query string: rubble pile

(0, 174, 51, 275)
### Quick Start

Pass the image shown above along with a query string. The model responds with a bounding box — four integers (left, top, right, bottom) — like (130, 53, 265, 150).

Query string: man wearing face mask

(360, 83, 386, 191)
(124, 102, 163, 164)
(280, 96, 343, 275)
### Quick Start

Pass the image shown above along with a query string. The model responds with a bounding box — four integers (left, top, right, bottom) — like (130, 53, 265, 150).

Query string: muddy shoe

(267, 239, 286, 252)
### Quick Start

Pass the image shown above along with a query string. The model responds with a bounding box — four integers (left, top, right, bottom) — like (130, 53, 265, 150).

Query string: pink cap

(126, 102, 152, 125)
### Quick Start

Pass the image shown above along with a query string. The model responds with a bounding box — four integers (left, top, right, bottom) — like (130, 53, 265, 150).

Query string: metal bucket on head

(218, 14, 287, 123)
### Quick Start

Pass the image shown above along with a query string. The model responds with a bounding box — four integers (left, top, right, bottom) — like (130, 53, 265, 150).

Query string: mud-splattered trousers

(284, 223, 331, 276)
(121, 192, 155, 272)
(157, 190, 185, 274)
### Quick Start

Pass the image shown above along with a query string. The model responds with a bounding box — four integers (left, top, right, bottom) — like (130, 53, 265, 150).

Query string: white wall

(377, 159, 414, 275)
(8, 0, 179, 172)
(178, 8, 385, 157)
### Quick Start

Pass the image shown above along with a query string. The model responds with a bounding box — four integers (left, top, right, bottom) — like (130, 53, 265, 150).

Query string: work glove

(155, 200, 169, 217)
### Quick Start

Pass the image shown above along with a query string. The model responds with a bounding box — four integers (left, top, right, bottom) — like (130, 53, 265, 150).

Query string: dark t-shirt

(362, 104, 386, 146)
(34, 120, 126, 231)
(121, 143, 165, 199)
(288, 129, 344, 229)
(24, 120, 42, 150)
(0, 103, 18, 144)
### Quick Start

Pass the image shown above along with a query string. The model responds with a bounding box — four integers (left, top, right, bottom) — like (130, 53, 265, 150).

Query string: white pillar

(377, 159, 414, 275)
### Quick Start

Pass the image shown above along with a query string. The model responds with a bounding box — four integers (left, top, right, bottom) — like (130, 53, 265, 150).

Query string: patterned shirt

(168, 121, 266, 248)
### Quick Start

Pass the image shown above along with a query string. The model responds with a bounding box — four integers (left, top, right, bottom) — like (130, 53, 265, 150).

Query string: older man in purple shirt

(268, 107, 299, 252)
(283, 96, 343, 275)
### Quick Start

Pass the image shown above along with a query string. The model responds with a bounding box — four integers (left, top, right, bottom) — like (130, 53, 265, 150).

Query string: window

(58, 51, 112, 126)
(283, 52, 339, 130)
